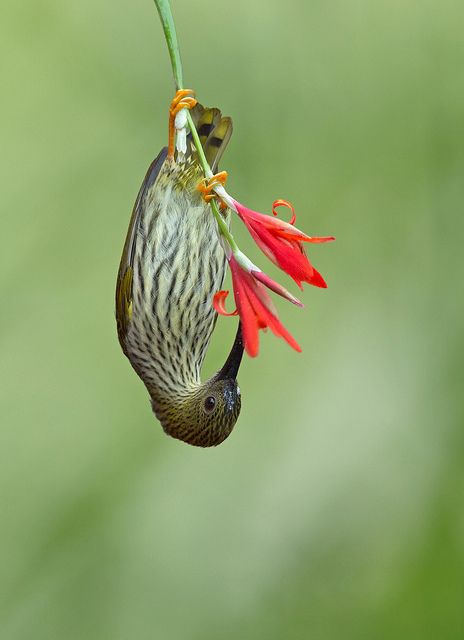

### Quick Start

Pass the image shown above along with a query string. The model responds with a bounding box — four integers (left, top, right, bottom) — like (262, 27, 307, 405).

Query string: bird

(116, 98, 244, 447)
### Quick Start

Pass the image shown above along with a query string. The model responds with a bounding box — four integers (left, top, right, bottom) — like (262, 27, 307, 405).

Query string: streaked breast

(124, 160, 228, 400)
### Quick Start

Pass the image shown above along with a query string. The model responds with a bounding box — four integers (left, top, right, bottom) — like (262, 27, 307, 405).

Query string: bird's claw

(197, 172, 228, 206)
(168, 89, 198, 159)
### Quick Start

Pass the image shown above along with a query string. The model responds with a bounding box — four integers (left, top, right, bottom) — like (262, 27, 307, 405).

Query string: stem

(153, 0, 183, 90)
(153, 0, 238, 253)
(210, 200, 239, 253)
(186, 112, 213, 179)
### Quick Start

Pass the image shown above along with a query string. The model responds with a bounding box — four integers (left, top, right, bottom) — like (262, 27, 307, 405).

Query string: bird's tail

(190, 103, 233, 171)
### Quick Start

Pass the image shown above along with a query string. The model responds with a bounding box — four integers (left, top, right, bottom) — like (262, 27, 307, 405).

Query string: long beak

(217, 322, 244, 380)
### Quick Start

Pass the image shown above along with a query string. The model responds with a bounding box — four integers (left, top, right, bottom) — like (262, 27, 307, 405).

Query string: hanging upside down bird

(116, 91, 244, 448)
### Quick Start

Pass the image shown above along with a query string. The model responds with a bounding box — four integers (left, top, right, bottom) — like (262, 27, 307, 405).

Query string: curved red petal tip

(272, 199, 296, 225)
(213, 290, 238, 316)
(307, 235, 336, 243)
(309, 268, 328, 288)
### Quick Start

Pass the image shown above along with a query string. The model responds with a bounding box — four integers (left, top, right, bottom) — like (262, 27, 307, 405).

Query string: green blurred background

(1, 0, 463, 638)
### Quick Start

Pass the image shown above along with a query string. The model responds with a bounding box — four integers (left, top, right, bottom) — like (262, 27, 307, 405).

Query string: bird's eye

(204, 396, 216, 413)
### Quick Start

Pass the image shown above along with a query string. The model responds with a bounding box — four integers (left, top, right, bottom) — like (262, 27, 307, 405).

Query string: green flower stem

(153, 0, 184, 91)
(210, 200, 239, 253)
(153, 0, 238, 254)
(185, 111, 213, 179)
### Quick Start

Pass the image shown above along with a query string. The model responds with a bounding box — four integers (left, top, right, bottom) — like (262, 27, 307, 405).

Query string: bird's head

(151, 325, 244, 447)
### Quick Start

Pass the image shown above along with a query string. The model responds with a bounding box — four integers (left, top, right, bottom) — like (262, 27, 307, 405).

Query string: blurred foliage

(1, 0, 463, 638)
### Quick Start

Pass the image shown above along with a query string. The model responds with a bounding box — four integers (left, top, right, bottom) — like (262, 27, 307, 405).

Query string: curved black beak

(217, 322, 244, 380)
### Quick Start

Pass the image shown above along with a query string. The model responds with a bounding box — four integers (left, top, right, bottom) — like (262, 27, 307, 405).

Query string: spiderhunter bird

(116, 91, 244, 448)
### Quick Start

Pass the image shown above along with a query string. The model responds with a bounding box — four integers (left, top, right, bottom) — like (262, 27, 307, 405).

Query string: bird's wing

(116, 147, 167, 344)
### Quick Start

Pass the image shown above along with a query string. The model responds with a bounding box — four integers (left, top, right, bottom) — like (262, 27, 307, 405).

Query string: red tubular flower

(231, 198, 334, 290)
(213, 254, 302, 357)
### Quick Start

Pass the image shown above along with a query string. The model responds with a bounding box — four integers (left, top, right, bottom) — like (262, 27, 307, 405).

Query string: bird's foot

(168, 89, 198, 159)
(197, 171, 229, 208)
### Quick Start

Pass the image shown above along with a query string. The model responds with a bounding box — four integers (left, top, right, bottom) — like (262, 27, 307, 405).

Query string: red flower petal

(227, 256, 302, 357)
(229, 261, 260, 356)
(252, 270, 303, 307)
(248, 223, 314, 289)
(308, 267, 328, 289)
(232, 198, 333, 290)
(245, 281, 302, 353)
(213, 290, 238, 316)
(306, 235, 336, 243)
